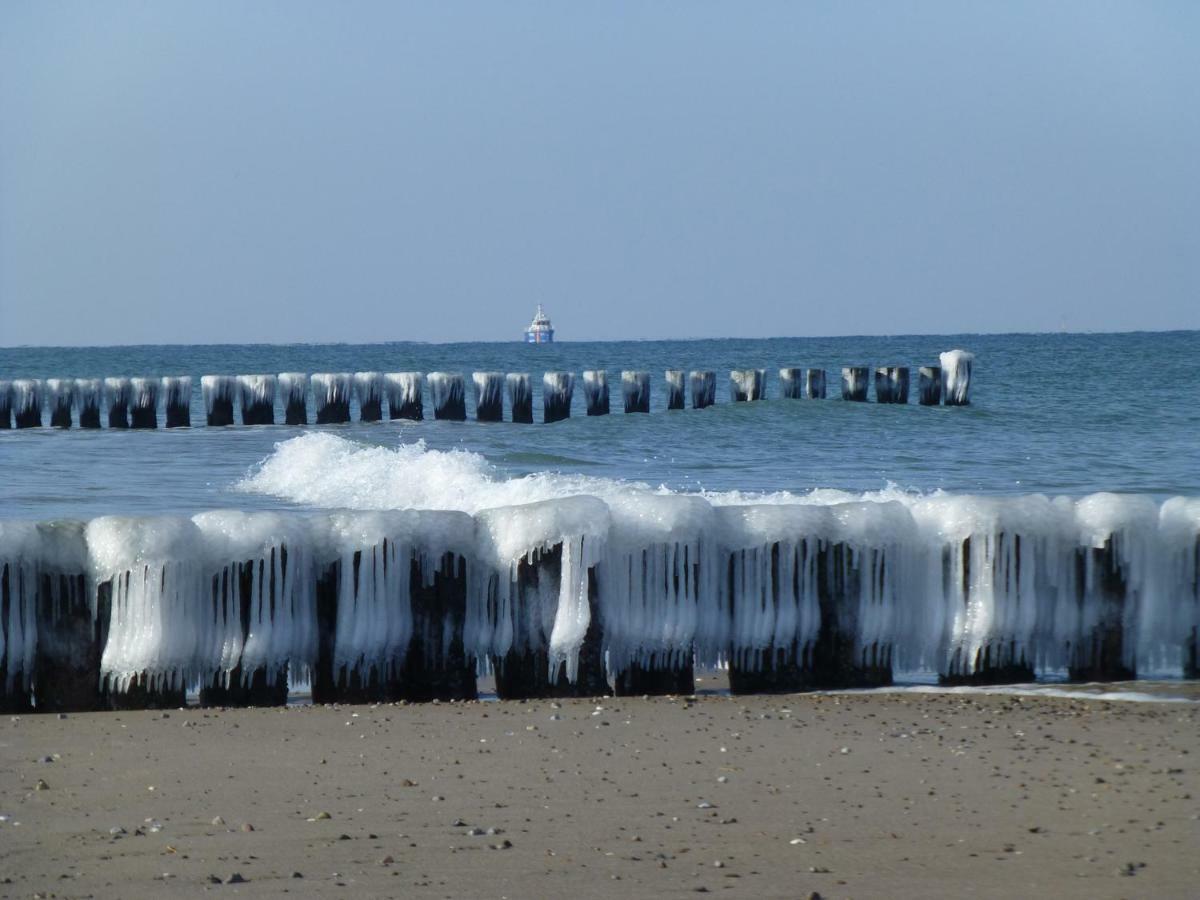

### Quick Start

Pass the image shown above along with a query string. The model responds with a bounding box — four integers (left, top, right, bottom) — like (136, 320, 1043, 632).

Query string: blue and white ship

(524, 304, 554, 343)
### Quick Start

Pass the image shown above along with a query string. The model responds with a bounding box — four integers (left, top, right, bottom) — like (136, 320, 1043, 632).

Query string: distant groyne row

(0, 352, 974, 430)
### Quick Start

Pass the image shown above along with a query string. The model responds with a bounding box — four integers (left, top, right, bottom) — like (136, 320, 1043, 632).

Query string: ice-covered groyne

(0, 353, 975, 432)
(2, 489, 1196, 712)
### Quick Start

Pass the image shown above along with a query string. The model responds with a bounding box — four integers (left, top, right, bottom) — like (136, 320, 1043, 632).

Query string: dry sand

(2, 681, 1197, 899)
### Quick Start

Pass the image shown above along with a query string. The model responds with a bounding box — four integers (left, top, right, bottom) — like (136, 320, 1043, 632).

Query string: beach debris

(308, 811, 332, 821)
(211, 816, 225, 826)
(240, 823, 254, 832)
(33, 779, 49, 791)
(225, 872, 247, 884)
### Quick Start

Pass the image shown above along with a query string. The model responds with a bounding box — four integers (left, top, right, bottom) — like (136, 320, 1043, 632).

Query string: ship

(524, 304, 555, 343)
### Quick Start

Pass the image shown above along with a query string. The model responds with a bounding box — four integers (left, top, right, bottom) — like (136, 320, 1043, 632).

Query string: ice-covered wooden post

(507, 373, 533, 423)
(804, 368, 826, 399)
(162, 377, 191, 427)
(12, 379, 42, 428)
(940, 350, 974, 406)
(312, 373, 352, 424)
(622, 371, 650, 413)
(690, 371, 715, 409)
(874, 366, 909, 404)
(582, 370, 609, 416)
(543, 372, 574, 423)
(472, 372, 505, 422)
(665, 370, 685, 410)
(840, 366, 869, 402)
(129, 378, 159, 428)
(918, 366, 942, 405)
(730, 369, 765, 402)
(0, 381, 11, 429)
(279, 373, 308, 425)
(47, 379, 73, 428)
(429, 372, 466, 420)
(354, 372, 384, 422)
(75, 379, 102, 428)
(201, 375, 236, 426)
(384, 373, 422, 421)
(779, 368, 802, 399)
(239, 374, 276, 425)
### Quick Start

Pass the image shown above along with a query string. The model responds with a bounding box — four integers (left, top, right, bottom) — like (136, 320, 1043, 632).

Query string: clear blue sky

(1, 2, 1197, 346)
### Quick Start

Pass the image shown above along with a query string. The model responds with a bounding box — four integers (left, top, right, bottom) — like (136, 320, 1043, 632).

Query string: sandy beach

(2, 682, 1197, 899)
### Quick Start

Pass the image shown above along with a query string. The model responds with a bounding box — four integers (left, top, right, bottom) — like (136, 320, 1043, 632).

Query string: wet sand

(2, 685, 1197, 899)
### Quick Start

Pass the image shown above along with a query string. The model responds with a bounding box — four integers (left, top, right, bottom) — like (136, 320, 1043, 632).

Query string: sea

(3, 330, 1198, 520)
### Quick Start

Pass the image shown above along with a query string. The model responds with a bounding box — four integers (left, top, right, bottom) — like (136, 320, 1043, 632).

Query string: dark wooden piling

(239, 375, 277, 426)
(34, 569, 103, 712)
(13, 379, 42, 428)
(779, 368, 802, 399)
(280, 373, 309, 425)
(804, 368, 827, 399)
(162, 377, 192, 428)
(1068, 537, 1136, 682)
(918, 366, 942, 405)
(47, 380, 73, 428)
(354, 372, 384, 422)
(95, 581, 186, 710)
(0, 381, 11, 429)
(313, 373, 352, 424)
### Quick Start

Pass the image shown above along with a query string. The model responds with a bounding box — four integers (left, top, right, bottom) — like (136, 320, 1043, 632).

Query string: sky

(1, 2, 1197, 346)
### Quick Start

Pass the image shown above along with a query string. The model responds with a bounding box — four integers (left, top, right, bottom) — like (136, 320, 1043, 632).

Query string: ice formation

(582, 370, 609, 416)
(385, 372, 423, 420)
(428, 372, 466, 421)
(804, 368, 827, 399)
(621, 371, 650, 413)
(472, 372, 505, 422)
(940, 350, 974, 405)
